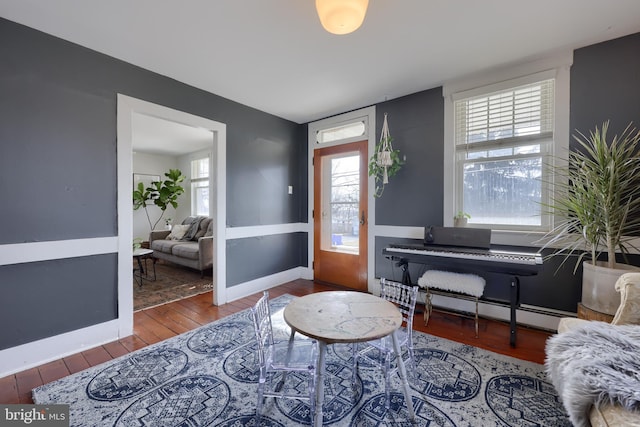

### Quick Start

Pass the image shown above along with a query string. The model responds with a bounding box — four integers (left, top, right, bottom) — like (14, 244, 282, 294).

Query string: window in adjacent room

(191, 157, 209, 216)
(453, 78, 555, 231)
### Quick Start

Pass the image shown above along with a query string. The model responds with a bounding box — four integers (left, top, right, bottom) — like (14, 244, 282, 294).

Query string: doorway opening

(131, 114, 213, 310)
(117, 95, 227, 335)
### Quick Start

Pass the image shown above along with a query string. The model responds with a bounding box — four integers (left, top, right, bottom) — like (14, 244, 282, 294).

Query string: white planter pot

(454, 218, 468, 227)
(582, 261, 640, 315)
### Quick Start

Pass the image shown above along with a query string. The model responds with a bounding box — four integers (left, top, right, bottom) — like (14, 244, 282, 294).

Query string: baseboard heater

(416, 287, 572, 332)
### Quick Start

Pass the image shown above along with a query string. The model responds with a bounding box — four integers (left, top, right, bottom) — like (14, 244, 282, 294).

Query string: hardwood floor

(0, 279, 552, 404)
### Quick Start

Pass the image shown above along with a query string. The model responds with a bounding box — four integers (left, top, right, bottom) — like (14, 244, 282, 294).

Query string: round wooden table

(283, 291, 416, 426)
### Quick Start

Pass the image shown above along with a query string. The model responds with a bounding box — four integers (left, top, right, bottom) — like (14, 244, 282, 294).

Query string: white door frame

(117, 95, 227, 337)
(307, 106, 376, 292)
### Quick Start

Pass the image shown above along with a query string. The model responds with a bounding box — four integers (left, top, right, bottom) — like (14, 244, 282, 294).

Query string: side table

(133, 248, 156, 287)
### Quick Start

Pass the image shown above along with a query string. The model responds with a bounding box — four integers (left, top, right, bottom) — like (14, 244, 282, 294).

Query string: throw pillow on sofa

(167, 224, 190, 240)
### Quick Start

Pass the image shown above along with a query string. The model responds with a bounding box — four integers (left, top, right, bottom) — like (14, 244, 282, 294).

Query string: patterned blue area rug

(33, 295, 570, 426)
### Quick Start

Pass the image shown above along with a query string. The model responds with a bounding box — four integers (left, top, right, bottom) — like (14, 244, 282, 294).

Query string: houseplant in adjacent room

(541, 121, 640, 315)
(369, 113, 403, 197)
(133, 168, 186, 232)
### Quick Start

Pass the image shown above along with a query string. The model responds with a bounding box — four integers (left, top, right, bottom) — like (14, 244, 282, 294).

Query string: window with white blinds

(455, 80, 554, 146)
(454, 79, 555, 231)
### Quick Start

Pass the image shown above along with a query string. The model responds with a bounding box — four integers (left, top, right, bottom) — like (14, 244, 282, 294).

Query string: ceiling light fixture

(315, 0, 369, 35)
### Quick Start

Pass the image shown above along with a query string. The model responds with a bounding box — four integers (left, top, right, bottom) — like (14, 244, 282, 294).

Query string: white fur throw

(417, 270, 485, 297)
(545, 322, 640, 427)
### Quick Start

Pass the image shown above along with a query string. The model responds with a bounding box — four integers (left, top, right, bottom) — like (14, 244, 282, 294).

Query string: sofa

(149, 216, 213, 277)
(546, 273, 640, 427)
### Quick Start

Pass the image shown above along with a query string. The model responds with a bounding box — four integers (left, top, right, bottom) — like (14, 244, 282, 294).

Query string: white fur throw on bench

(418, 270, 485, 297)
(545, 322, 640, 427)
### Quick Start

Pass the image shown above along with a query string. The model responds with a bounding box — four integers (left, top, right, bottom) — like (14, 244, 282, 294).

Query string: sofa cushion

(612, 272, 640, 325)
(557, 317, 589, 334)
(171, 242, 200, 260)
(150, 239, 186, 254)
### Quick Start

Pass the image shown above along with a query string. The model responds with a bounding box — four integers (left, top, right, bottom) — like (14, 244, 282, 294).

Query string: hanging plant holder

(376, 115, 394, 183)
(369, 113, 403, 197)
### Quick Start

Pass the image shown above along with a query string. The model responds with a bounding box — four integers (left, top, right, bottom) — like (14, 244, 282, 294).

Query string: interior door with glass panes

(313, 140, 368, 290)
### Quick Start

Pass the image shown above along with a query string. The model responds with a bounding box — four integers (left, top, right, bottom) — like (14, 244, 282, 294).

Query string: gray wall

(227, 233, 307, 287)
(0, 255, 118, 349)
(374, 88, 445, 226)
(368, 32, 640, 313)
(0, 17, 305, 350)
(570, 32, 640, 140)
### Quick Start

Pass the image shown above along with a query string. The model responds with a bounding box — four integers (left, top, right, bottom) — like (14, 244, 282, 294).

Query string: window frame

(316, 120, 366, 144)
(190, 156, 210, 217)
(443, 55, 572, 245)
(454, 78, 555, 232)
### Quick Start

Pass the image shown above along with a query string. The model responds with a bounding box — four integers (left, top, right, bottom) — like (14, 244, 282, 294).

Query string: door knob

(360, 211, 366, 226)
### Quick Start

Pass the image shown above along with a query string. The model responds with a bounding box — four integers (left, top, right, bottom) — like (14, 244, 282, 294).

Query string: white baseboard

(300, 267, 313, 280)
(225, 267, 308, 302)
(0, 320, 122, 378)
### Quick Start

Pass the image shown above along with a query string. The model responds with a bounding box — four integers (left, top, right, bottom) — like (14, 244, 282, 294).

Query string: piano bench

(418, 270, 486, 338)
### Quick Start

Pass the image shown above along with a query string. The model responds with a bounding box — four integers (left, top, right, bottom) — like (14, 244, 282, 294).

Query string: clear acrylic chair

(251, 291, 317, 423)
(352, 278, 418, 408)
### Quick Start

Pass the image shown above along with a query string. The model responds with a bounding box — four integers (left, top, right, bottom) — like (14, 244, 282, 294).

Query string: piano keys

(383, 243, 542, 275)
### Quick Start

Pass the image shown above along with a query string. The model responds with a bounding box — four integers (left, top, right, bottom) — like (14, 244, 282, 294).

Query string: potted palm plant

(541, 121, 640, 315)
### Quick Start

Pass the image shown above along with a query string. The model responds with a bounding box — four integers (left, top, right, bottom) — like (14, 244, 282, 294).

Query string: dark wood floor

(0, 279, 552, 404)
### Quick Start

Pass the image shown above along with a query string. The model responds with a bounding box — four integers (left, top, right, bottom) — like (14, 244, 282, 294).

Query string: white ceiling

(2, 0, 640, 126)
(132, 113, 213, 156)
